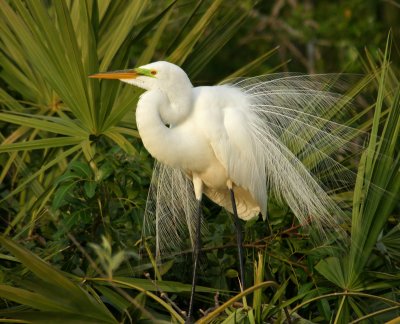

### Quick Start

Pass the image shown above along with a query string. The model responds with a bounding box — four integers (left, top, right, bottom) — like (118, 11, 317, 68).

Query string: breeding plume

(90, 61, 360, 321)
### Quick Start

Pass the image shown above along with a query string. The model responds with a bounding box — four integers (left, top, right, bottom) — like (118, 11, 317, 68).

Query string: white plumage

(90, 62, 363, 254)
(137, 83, 265, 218)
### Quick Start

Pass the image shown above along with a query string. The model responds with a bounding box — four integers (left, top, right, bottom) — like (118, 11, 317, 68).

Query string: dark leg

(229, 188, 245, 291)
(186, 200, 202, 323)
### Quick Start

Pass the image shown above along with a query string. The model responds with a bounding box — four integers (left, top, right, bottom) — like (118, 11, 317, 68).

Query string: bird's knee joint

(193, 175, 203, 200)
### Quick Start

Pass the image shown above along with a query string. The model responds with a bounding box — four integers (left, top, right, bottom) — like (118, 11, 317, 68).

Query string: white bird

(90, 61, 361, 321)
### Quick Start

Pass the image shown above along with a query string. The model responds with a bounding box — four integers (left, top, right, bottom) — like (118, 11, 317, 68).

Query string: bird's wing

(202, 91, 268, 218)
(219, 74, 366, 232)
(142, 161, 204, 256)
(230, 73, 366, 191)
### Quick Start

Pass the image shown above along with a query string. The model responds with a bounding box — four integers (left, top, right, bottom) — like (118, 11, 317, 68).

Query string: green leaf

(104, 130, 137, 155)
(346, 34, 400, 289)
(52, 182, 77, 209)
(99, 1, 149, 71)
(69, 161, 92, 179)
(0, 137, 84, 153)
(95, 286, 131, 313)
(84, 181, 97, 198)
(222, 47, 279, 81)
(136, 1, 176, 66)
(0, 145, 82, 204)
(315, 257, 346, 288)
(0, 112, 88, 136)
(0, 237, 118, 323)
(2, 311, 116, 324)
(184, 3, 255, 77)
(168, 0, 224, 65)
(93, 276, 217, 294)
(0, 285, 68, 312)
(98, 162, 114, 181)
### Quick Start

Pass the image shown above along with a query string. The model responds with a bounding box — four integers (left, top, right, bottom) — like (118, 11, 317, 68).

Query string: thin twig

(144, 272, 186, 317)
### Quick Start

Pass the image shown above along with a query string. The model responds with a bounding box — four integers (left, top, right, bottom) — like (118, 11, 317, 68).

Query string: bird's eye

(151, 70, 157, 75)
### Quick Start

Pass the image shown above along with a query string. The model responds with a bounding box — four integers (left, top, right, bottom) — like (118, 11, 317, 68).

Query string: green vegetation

(0, 1, 399, 323)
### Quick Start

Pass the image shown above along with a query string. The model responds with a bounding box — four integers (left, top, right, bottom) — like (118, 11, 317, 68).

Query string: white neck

(159, 83, 193, 125)
(136, 89, 190, 166)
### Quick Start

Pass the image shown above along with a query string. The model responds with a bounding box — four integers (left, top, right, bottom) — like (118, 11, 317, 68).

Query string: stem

(350, 305, 400, 324)
(334, 295, 347, 324)
(197, 281, 279, 324)
(90, 277, 185, 323)
(186, 200, 202, 323)
(229, 188, 245, 291)
(290, 291, 400, 314)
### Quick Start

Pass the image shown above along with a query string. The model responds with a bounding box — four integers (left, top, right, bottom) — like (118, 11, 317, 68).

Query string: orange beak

(88, 70, 138, 79)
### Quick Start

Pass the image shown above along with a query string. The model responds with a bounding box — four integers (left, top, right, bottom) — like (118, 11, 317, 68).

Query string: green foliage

(0, 236, 118, 324)
(0, 0, 399, 323)
(313, 37, 400, 323)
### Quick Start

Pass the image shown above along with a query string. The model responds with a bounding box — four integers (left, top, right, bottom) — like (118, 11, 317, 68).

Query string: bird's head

(89, 61, 192, 92)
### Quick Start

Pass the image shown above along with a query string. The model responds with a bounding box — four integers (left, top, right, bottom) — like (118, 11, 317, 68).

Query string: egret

(90, 61, 361, 321)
